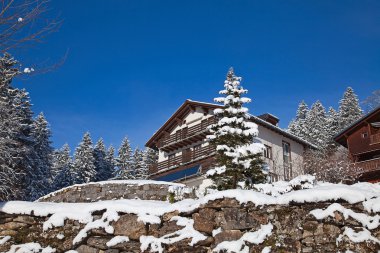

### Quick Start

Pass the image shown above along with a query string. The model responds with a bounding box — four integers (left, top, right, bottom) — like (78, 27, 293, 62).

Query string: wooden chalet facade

(334, 106, 380, 183)
(145, 100, 316, 186)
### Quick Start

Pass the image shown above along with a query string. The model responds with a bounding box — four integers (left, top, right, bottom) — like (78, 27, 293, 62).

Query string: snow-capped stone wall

(1, 183, 380, 253)
(38, 180, 193, 203)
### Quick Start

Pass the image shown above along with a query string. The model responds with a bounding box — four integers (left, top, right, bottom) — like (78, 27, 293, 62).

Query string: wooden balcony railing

(149, 145, 216, 174)
(158, 117, 215, 149)
(352, 157, 380, 175)
(370, 133, 380, 145)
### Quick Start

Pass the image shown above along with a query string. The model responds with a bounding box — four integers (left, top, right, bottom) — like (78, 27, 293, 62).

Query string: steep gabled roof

(145, 100, 317, 149)
(334, 105, 380, 147)
(145, 99, 220, 149)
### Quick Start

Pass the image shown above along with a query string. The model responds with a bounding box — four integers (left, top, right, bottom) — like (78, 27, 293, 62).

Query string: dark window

(282, 142, 291, 164)
(263, 145, 272, 159)
(362, 132, 368, 138)
(168, 154, 175, 160)
(282, 141, 292, 180)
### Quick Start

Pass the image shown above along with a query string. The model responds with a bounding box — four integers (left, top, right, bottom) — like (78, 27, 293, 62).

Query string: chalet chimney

(258, 113, 280, 126)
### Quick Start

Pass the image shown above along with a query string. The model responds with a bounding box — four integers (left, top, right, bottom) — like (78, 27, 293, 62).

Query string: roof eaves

(334, 105, 380, 140)
(145, 100, 222, 148)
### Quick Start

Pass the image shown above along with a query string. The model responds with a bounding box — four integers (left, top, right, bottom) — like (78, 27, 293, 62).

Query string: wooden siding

(370, 132, 380, 145)
(157, 117, 215, 152)
(353, 157, 380, 173)
(347, 125, 380, 157)
(149, 145, 215, 174)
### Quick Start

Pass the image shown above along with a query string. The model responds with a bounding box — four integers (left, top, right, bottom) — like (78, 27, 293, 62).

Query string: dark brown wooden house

(334, 106, 380, 183)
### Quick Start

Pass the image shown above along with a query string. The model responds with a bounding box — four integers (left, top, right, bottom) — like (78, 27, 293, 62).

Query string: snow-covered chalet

(145, 99, 316, 186)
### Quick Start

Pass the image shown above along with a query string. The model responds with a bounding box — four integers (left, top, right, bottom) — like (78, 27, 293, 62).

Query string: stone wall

(1, 198, 379, 253)
(38, 180, 192, 203)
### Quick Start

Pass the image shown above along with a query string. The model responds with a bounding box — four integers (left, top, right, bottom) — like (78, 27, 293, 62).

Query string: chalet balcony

(157, 117, 216, 152)
(354, 157, 380, 172)
(370, 133, 380, 145)
(149, 145, 215, 175)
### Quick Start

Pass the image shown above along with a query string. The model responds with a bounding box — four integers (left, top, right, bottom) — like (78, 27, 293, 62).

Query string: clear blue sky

(13, 0, 380, 150)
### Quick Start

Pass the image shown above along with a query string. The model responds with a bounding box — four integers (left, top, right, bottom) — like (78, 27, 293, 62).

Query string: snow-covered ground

(1, 177, 380, 253)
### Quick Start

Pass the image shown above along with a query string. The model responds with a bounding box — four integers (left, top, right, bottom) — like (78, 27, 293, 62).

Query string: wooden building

(334, 106, 380, 183)
(145, 100, 316, 186)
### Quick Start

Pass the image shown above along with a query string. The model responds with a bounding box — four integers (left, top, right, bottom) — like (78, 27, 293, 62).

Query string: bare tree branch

(0, 0, 62, 53)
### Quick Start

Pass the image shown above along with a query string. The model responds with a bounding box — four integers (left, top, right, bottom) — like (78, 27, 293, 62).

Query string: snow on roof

(38, 180, 187, 201)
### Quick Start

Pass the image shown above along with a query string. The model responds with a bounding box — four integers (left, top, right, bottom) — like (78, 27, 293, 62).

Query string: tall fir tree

(325, 107, 340, 151)
(363, 89, 380, 112)
(132, 148, 148, 179)
(207, 68, 265, 190)
(116, 137, 134, 179)
(288, 100, 308, 140)
(52, 144, 73, 190)
(0, 53, 37, 200)
(72, 132, 96, 184)
(304, 101, 329, 149)
(106, 145, 117, 178)
(338, 87, 363, 130)
(94, 138, 113, 181)
(143, 147, 158, 176)
(27, 112, 54, 199)
(0, 53, 25, 200)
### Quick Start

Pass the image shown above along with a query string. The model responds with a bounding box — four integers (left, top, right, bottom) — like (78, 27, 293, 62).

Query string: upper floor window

(362, 132, 368, 139)
(282, 141, 291, 165)
(282, 141, 292, 180)
(263, 145, 272, 159)
(168, 154, 175, 160)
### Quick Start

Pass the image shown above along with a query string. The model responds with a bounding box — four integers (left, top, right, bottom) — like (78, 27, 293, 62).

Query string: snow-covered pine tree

(0, 53, 39, 200)
(26, 112, 54, 199)
(116, 137, 134, 179)
(143, 147, 158, 176)
(207, 68, 266, 190)
(363, 89, 380, 112)
(52, 144, 73, 190)
(72, 132, 96, 184)
(304, 101, 329, 149)
(0, 53, 26, 200)
(106, 145, 117, 179)
(338, 87, 363, 130)
(94, 138, 112, 181)
(325, 107, 340, 151)
(288, 100, 308, 140)
(133, 148, 149, 180)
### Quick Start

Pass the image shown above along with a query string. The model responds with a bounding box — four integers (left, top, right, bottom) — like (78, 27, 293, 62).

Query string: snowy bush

(254, 174, 316, 197)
